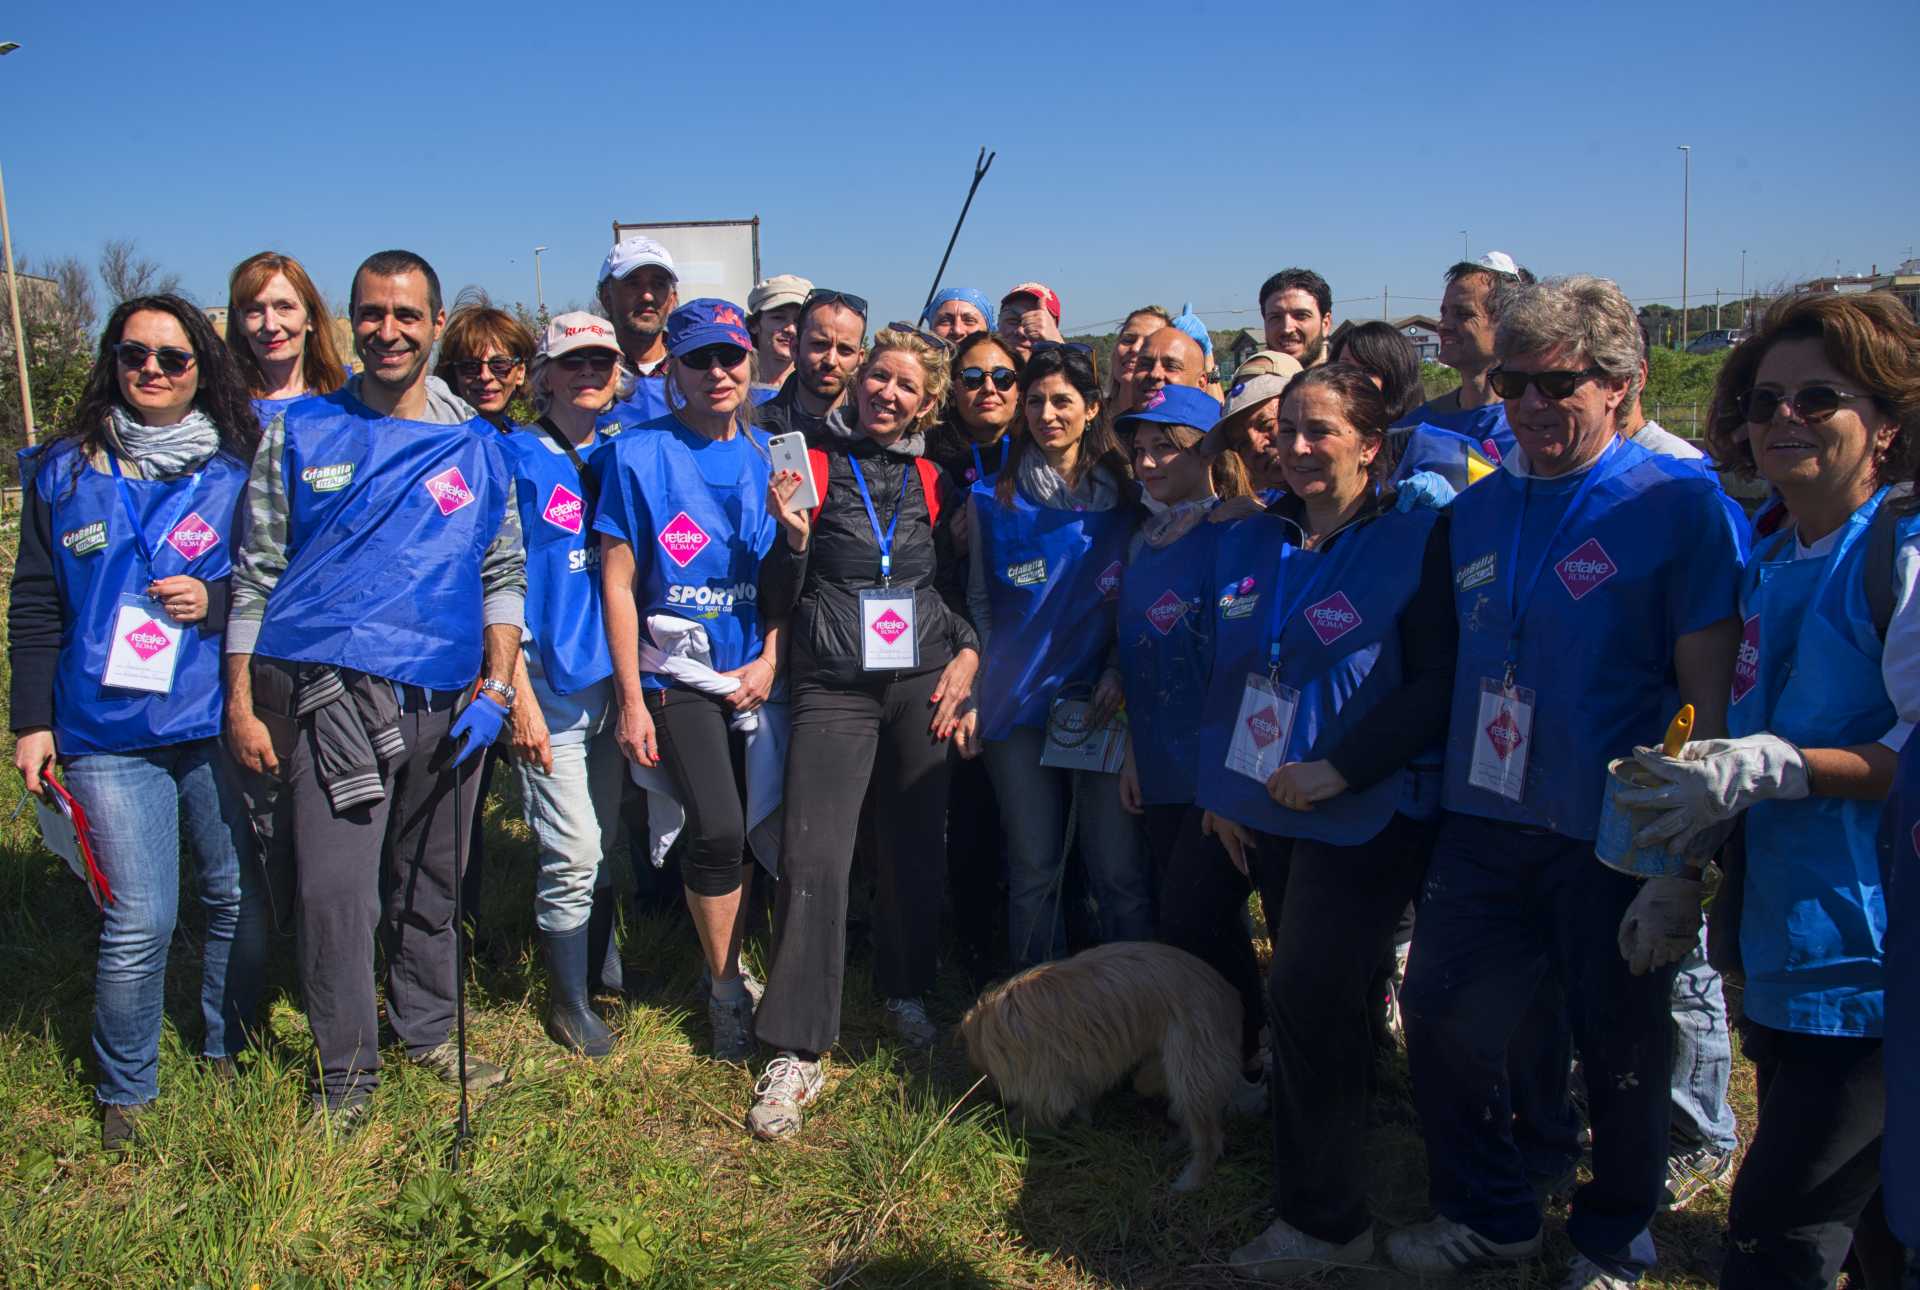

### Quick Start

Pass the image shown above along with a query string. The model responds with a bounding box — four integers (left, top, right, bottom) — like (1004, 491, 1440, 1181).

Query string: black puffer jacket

(760, 408, 977, 688)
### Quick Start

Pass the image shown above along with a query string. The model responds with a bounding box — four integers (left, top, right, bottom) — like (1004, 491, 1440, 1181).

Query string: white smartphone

(767, 431, 820, 511)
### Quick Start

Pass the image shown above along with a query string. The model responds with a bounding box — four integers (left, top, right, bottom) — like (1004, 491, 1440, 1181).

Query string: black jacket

(752, 372, 833, 445)
(760, 419, 977, 689)
(925, 415, 1013, 492)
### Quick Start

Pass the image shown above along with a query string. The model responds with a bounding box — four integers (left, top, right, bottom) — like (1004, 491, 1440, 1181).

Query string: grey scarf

(1017, 445, 1121, 511)
(107, 406, 220, 479)
(822, 405, 925, 458)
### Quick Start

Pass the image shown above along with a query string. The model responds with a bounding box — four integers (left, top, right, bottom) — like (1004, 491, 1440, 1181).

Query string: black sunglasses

(959, 365, 1017, 393)
(1736, 385, 1868, 426)
(801, 288, 869, 320)
(553, 352, 619, 374)
(114, 341, 195, 376)
(455, 356, 524, 379)
(679, 344, 748, 372)
(884, 321, 953, 351)
(1488, 366, 1606, 400)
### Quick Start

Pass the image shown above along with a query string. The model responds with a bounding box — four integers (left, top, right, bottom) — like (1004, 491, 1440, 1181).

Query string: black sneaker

(412, 1041, 508, 1093)
(101, 1101, 151, 1154)
(1664, 1143, 1736, 1210)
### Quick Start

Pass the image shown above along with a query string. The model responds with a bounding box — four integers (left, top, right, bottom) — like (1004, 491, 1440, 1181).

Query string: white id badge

(1226, 673, 1299, 784)
(1467, 676, 1535, 802)
(859, 587, 919, 670)
(102, 593, 182, 695)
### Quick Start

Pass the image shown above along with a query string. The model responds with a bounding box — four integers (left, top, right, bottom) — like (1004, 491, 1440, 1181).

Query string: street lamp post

(1677, 144, 1691, 352)
(1740, 248, 1747, 327)
(532, 245, 548, 316)
(1459, 229, 1469, 261)
(0, 40, 33, 446)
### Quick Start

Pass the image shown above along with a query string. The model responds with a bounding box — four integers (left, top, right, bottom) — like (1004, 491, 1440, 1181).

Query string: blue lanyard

(970, 439, 1005, 482)
(1502, 443, 1615, 679)
(107, 452, 203, 578)
(1261, 539, 1341, 677)
(846, 455, 904, 582)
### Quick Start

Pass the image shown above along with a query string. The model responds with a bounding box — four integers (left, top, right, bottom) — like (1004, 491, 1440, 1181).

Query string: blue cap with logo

(666, 298, 753, 357)
(1115, 384, 1222, 436)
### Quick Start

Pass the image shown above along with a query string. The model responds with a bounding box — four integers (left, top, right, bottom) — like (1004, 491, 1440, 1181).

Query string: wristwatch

(479, 678, 517, 707)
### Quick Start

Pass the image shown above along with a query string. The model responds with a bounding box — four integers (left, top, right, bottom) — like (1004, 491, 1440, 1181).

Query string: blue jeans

(1669, 935, 1738, 1153)
(1402, 813, 1674, 1279)
(514, 728, 623, 934)
(62, 739, 266, 1106)
(983, 725, 1152, 969)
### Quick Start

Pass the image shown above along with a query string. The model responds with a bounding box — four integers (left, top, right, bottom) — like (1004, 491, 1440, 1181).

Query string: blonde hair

(860, 328, 953, 432)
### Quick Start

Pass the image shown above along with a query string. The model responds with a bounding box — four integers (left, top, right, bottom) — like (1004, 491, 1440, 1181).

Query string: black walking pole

(921, 146, 996, 318)
(450, 738, 472, 1171)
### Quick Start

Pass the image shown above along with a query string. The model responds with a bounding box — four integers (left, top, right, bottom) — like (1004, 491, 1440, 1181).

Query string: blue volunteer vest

(597, 375, 671, 434)
(251, 390, 511, 690)
(1728, 490, 1911, 1037)
(1390, 424, 1493, 492)
(1442, 440, 1746, 839)
(973, 478, 1134, 742)
(27, 441, 248, 756)
(1117, 517, 1223, 804)
(1408, 398, 1515, 464)
(589, 417, 776, 686)
(252, 393, 306, 426)
(1195, 508, 1441, 844)
(1884, 736, 1920, 1245)
(505, 427, 613, 695)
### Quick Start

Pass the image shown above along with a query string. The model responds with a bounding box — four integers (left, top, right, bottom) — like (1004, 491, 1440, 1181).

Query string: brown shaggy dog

(958, 941, 1243, 1191)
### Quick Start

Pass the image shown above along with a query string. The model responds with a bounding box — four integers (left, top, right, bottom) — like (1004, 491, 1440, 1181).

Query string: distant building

(1, 272, 63, 361)
(1227, 328, 1263, 374)
(1394, 315, 1441, 362)
(1796, 261, 1920, 322)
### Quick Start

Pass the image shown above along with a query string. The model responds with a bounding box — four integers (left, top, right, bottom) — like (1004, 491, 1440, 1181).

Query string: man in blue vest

(224, 249, 527, 1133)
(1408, 252, 1535, 461)
(596, 237, 678, 430)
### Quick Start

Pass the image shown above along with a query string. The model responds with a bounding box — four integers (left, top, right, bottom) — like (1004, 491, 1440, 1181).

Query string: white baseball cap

(1475, 251, 1523, 278)
(539, 311, 621, 359)
(599, 236, 677, 284)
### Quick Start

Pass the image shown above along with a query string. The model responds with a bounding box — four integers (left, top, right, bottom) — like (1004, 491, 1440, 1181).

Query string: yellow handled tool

(1661, 704, 1695, 758)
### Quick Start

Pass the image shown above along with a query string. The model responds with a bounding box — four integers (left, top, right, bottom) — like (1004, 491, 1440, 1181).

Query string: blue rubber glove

(449, 693, 510, 767)
(1395, 470, 1457, 512)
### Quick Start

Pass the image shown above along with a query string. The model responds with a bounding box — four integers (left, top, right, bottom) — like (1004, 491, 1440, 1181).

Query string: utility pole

(1677, 145, 1691, 351)
(1459, 230, 1469, 261)
(1740, 249, 1747, 327)
(0, 42, 32, 446)
(1714, 288, 1721, 330)
(1381, 286, 1387, 320)
(532, 245, 548, 317)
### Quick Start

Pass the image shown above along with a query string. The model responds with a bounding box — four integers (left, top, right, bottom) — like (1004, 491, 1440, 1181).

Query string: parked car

(1686, 329, 1747, 355)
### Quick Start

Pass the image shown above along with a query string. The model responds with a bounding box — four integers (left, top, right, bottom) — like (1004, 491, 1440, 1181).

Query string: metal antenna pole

(922, 148, 995, 316)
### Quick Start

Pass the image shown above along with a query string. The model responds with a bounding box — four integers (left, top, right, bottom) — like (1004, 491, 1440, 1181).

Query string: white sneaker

(883, 997, 938, 1049)
(1559, 1252, 1635, 1290)
(1228, 1069, 1269, 1117)
(1386, 1217, 1542, 1275)
(1230, 1217, 1373, 1279)
(747, 1053, 824, 1140)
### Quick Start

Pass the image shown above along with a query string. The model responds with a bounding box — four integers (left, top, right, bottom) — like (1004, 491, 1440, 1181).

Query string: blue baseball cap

(1115, 384, 1222, 436)
(666, 298, 753, 357)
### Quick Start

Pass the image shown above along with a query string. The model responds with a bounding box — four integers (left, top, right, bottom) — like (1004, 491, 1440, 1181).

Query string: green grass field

(0, 578, 1757, 1288)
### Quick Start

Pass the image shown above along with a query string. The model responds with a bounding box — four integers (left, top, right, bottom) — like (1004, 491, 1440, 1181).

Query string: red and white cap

(1001, 281, 1061, 320)
(540, 311, 621, 359)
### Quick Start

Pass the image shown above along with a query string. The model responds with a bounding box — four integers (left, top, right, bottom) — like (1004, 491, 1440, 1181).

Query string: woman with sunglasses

(594, 299, 780, 1065)
(928, 332, 1022, 488)
(436, 304, 537, 433)
(8, 294, 267, 1152)
(493, 313, 630, 1056)
(1632, 291, 1920, 1290)
(748, 326, 977, 1138)
(225, 251, 348, 422)
(967, 344, 1149, 968)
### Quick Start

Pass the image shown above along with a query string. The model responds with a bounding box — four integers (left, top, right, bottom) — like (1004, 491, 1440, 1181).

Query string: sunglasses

(1028, 339, 1100, 381)
(959, 365, 1018, 393)
(455, 356, 524, 379)
(884, 321, 953, 351)
(802, 288, 869, 320)
(1736, 385, 1868, 425)
(553, 352, 619, 374)
(679, 344, 748, 372)
(114, 341, 195, 376)
(1488, 366, 1606, 400)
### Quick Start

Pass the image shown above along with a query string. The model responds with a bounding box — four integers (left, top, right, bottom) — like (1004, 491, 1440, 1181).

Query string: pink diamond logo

(124, 623, 172, 661)
(1554, 537, 1617, 601)
(1096, 560, 1123, 600)
(657, 511, 711, 568)
(1730, 614, 1760, 705)
(1481, 437, 1503, 463)
(1304, 590, 1363, 646)
(1146, 590, 1188, 636)
(871, 609, 910, 644)
(1485, 708, 1524, 760)
(424, 466, 475, 516)
(164, 512, 220, 560)
(542, 483, 585, 534)
(1246, 706, 1283, 748)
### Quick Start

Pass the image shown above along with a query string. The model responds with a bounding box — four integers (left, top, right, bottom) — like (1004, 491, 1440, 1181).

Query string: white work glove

(1617, 734, 1809, 854)
(1616, 875, 1704, 976)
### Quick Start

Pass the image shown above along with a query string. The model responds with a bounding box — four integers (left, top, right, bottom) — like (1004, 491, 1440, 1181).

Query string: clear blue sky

(3, 1, 1915, 336)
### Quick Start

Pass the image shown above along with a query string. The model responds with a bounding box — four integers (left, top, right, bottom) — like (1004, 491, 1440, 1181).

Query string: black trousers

(1724, 1019, 1891, 1290)
(944, 752, 1005, 971)
(1154, 807, 1280, 1061)
(644, 687, 750, 898)
(756, 670, 953, 1056)
(1266, 812, 1435, 1243)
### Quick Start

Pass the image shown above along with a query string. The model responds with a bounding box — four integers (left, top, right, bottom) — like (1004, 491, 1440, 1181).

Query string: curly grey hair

(1495, 274, 1644, 428)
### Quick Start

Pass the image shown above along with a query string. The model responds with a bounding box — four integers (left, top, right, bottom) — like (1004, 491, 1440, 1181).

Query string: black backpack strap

(1865, 485, 1912, 641)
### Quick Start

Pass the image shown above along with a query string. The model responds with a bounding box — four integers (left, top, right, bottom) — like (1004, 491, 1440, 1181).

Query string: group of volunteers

(7, 230, 1918, 1290)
